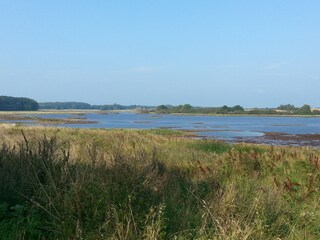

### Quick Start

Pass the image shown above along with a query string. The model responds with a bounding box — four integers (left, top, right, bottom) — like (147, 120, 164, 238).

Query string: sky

(0, 1, 319, 107)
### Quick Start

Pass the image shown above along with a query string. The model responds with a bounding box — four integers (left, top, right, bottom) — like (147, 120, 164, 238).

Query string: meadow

(0, 124, 320, 239)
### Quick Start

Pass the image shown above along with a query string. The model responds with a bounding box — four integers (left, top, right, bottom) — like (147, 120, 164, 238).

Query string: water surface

(22, 113, 320, 146)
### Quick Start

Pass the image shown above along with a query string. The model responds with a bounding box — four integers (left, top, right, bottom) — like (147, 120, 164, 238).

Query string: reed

(0, 125, 319, 239)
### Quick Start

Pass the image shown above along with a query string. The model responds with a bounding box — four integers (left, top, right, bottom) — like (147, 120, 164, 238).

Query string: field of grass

(0, 124, 320, 239)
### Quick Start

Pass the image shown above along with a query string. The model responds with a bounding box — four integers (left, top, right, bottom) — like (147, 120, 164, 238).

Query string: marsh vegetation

(0, 125, 320, 239)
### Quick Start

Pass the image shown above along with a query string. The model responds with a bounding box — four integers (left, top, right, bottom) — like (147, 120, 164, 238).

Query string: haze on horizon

(0, 1, 319, 108)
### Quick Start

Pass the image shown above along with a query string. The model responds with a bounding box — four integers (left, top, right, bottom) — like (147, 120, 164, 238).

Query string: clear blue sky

(1, 1, 319, 107)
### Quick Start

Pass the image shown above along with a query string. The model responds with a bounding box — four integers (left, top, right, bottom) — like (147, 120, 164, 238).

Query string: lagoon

(18, 112, 320, 146)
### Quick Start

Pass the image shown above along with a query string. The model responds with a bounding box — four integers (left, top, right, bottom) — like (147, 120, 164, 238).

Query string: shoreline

(232, 132, 320, 148)
(154, 112, 320, 118)
(1, 109, 320, 117)
(1, 111, 319, 147)
(0, 109, 131, 115)
(0, 122, 319, 148)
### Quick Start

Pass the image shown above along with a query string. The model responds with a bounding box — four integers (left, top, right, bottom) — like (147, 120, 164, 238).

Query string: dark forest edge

(0, 96, 39, 111)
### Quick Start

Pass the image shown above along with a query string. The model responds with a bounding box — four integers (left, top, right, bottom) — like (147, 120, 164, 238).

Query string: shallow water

(22, 113, 320, 145)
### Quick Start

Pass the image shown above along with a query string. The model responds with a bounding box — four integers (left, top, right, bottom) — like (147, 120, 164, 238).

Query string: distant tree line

(39, 102, 92, 110)
(0, 96, 39, 111)
(12, 99, 316, 115)
(39, 102, 155, 110)
(156, 104, 318, 115)
(276, 104, 314, 115)
(156, 104, 245, 114)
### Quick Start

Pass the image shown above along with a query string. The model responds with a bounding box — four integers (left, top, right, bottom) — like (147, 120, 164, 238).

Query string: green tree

(231, 105, 244, 112)
(297, 104, 312, 114)
(277, 104, 296, 111)
(156, 105, 169, 113)
(182, 104, 192, 111)
(217, 105, 230, 114)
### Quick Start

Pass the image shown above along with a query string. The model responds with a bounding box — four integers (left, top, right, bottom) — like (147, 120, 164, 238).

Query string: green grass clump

(146, 128, 187, 136)
(190, 140, 232, 154)
(0, 126, 320, 239)
(190, 139, 267, 155)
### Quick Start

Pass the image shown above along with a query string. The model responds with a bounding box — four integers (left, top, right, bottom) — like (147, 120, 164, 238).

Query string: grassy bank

(0, 125, 320, 239)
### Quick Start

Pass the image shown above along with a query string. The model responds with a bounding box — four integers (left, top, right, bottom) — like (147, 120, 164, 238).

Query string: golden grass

(0, 125, 319, 239)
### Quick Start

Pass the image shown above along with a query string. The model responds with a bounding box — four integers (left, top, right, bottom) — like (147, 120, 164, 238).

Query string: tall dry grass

(0, 125, 320, 239)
